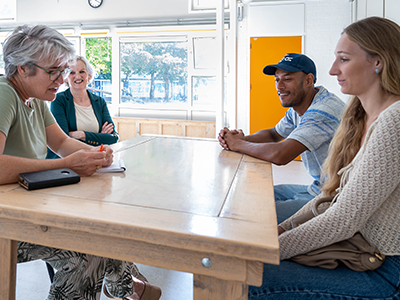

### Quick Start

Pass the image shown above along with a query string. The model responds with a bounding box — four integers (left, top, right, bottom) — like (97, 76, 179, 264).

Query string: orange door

(250, 36, 302, 134)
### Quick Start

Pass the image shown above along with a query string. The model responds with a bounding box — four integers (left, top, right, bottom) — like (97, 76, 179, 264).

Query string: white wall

(235, 0, 352, 132)
(305, 0, 352, 104)
(9, 0, 212, 25)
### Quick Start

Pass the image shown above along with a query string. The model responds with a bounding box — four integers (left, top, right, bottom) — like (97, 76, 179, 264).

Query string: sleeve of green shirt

(0, 82, 18, 138)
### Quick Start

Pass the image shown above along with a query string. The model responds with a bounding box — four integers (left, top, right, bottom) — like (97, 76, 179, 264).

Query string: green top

(0, 76, 55, 159)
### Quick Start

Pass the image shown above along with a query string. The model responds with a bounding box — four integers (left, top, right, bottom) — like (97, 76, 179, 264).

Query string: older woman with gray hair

(0, 25, 161, 300)
(47, 55, 118, 159)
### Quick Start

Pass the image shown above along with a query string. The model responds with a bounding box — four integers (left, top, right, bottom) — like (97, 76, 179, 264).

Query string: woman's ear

(375, 56, 383, 69)
(17, 65, 30, 78)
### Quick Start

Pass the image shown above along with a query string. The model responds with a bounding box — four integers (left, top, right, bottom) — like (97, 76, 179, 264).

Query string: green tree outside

(85, 37, 112, 80)
(121, 41, 187, 103)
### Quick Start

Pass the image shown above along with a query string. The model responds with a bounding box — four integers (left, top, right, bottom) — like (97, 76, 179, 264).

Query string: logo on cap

(263, 53, 317, 83)
(281, 57, 293, 62)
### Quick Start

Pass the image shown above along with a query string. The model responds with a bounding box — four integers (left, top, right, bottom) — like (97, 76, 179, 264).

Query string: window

(0, 42, 4, 75)
(193, 37, 217, 69)
(85, 37, 112, 104)
(189, 0, 229, 12)
(120, 39, 188, 106)
(117, 26, 219, 120)
(192, 76, 216, 106)
(0, 25, 225, 122)
(192, 37, 217, 108)
(0, 0, 16, 22)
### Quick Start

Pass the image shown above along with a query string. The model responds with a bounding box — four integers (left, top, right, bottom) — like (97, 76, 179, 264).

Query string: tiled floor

(16, 160, 311, 300)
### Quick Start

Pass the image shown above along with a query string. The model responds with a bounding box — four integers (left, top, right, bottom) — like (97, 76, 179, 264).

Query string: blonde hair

(322, 17, 400, 195)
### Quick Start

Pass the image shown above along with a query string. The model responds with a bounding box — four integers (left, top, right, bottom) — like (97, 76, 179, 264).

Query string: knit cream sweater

(279, 101, 400, 260)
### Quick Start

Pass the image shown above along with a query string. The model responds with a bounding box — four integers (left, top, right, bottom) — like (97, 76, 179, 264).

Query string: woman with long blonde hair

(249, 16, 400, 299)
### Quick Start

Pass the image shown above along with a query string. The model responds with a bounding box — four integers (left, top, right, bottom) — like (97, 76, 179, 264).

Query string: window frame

(114, 25, 222, 121)
(0, 25, 228, 122)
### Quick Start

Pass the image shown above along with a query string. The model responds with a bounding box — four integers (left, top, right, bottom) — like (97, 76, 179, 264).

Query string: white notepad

(97, 159, 126, 173)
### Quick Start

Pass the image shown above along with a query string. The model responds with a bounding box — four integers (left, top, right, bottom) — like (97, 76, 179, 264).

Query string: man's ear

(305, 73, 315, 86)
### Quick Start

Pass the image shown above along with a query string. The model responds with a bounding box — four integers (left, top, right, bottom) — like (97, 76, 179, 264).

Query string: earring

(375, 68, 379, 74)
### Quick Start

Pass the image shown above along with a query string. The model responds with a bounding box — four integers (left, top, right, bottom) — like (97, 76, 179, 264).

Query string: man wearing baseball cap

(219, 53, 345, 223)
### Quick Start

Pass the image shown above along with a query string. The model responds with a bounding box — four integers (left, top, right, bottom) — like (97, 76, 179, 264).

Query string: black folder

(19, 168, 80, 190)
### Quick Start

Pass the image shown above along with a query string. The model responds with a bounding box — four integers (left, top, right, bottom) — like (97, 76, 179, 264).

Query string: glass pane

(0, 43, 4, 75)
(192, 76, 216, 106)
(0, 0, 17, 22)
(67, 37, 80, 54)
(120, 41, 188, 105)
(85, 37, 112, 103)
(192, 0, 229, 10)
(193, 37, 216, 69)
(58, 37, 80, 94)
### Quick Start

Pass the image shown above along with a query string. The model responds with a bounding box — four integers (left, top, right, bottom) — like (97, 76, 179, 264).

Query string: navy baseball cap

(263, 53, 317, 83)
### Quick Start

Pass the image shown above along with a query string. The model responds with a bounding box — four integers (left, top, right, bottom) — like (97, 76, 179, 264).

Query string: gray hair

(75, 55, 96, 84)
(3, 24, 75, 79)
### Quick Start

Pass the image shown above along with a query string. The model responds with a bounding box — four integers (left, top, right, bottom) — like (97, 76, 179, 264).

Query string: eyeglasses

(32, 63, 71, 81)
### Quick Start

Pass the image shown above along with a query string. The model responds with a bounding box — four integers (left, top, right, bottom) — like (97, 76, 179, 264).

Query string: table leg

(193, 274, 248, 300)
(0, 238, 17, 300)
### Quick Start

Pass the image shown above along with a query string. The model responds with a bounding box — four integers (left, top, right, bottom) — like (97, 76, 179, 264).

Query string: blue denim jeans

(274, 184, 315, 224)
(249, 256, 400, 299)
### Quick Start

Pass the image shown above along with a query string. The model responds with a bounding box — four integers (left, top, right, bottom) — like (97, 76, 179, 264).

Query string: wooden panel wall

(114, 117, 216, 141)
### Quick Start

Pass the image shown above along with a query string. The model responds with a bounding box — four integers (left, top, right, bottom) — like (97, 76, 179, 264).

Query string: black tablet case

(19, 168, 80, 190)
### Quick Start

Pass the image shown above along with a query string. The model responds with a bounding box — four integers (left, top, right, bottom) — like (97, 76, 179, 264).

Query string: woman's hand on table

(63, 148, 113, 176)
(98, 145, 113, 167)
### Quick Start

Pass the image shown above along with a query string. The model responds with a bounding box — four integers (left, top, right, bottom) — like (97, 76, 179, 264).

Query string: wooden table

(0, 135, 279, 300)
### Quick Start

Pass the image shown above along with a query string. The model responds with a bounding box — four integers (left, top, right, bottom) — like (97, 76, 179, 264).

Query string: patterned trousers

(18, 242, 146, 300)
